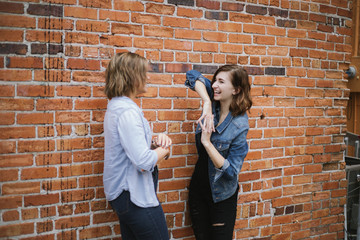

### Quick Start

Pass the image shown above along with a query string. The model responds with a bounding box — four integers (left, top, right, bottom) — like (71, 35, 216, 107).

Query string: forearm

(195, 81, 211, 104)
(202, 141, 225, 169)
(154, 147, 170, 163)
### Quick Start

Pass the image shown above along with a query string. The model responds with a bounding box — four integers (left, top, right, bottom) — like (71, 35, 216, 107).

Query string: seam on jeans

(115, 191, 130, 215)
(145, 206, 166, 240)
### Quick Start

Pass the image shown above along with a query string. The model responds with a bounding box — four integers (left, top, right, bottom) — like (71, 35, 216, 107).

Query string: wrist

(203, 99, 211, 105)
(201, 140, 211, 148)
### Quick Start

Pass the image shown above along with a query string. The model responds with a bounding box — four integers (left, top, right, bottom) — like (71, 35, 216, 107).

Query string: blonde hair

(212, 65, 252, 116)
(105, 52, 148, 99)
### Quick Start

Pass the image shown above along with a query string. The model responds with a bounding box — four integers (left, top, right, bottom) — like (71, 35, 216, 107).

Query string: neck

(127, 91, 137, 101)
(219, 100, 231, 117)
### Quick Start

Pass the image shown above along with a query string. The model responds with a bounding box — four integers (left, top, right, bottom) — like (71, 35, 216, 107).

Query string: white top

(103, 96, 159, 207)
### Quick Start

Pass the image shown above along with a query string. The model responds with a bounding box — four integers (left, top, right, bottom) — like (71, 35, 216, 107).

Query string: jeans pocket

(111, 191, 130, 216)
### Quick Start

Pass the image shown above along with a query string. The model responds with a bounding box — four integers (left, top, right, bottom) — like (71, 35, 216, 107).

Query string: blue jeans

(110, 190, 169, 240)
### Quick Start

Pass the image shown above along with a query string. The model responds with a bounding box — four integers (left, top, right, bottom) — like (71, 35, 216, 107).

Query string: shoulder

(231, 112, 249, 129)
(108, 97, 140, 112)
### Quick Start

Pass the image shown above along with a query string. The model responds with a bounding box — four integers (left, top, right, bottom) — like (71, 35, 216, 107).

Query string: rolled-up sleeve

(117, 109, 157, 172)
(214, 159, 230, 181)
(214, 130, 248, 182)
(185, 70, 214, 99)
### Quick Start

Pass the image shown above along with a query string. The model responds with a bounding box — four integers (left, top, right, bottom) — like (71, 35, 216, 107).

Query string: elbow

(134, 151, 157, 172)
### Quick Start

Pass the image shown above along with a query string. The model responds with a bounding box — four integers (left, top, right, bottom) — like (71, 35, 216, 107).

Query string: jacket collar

(214, 104, 233, 134)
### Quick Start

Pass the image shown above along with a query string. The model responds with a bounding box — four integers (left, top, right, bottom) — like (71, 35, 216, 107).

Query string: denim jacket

(185, 70, 249, 203)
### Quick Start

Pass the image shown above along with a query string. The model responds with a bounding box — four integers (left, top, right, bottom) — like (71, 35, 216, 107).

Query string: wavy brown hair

(105, 52, 148, 99)
(212, 65, 252, 116)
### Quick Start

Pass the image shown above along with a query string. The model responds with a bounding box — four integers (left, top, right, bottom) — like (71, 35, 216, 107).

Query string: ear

(233, 88, 240, 95)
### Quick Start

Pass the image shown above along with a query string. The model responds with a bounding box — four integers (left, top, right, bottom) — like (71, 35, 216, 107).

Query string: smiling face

(212, 71, 238, 104)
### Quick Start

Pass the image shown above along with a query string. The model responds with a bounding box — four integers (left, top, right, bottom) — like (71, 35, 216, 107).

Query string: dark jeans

(110, 191, 169, 240)
(189, 185, 239, 240)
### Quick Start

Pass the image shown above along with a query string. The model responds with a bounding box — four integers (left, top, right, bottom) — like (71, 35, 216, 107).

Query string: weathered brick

(0, 223, 34, 238)
(0, 44, 27, 55)
(205, 11, 228, 20)
(27, 4, 63, 17)
(246, 5, 267, 15)
(168, 0, 194, 6)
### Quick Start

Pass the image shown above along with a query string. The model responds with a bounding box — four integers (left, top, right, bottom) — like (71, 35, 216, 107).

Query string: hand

(199, 115, 214, 146)
(153, 133, 172, 160)
(154, 133, 172, 148)
(197, 101, 215, 133)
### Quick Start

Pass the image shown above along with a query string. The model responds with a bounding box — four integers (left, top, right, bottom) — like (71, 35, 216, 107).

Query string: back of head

(105, 52, 148, 99)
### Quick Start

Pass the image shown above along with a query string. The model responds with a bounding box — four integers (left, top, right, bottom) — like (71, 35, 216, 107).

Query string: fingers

(197, 113, 215, 133)
(156, 133, 172, 148)
(203, 114, 214, 133)
(196, 114, 205, 124)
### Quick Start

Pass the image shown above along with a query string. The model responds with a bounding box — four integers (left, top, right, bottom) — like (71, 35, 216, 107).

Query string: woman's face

(212, 71, 237, 103)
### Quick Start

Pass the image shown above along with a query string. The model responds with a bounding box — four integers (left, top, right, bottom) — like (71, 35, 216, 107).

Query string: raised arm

(185, 70, 215, 133)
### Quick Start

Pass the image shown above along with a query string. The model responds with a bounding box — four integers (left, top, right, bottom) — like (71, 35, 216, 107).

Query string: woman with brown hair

(185, 65, 252, 240)
(103, 52, 171, 240)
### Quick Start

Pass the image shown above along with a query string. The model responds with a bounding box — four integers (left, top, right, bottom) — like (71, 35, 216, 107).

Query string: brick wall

(0, 0, 352, 239)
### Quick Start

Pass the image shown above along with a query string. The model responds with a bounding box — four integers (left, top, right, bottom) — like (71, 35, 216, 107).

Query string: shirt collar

(213, 104, 233, 134)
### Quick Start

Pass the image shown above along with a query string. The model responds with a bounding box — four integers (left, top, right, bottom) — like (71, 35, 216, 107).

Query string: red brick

(0, 15, 36, 28)
(79, 226, 112, 239)
(0, 222, 34, 238)
(61, 189, 95, 203)
(65, 32, 99, 45)
(3, 210, 20, 221)
(177, 7, 202, 18)
(67, 58, 100, 70)
(0, 169, 18, 182)
(75, 99, 107, 110)
(162, 202, 185, 213)
(0, 99, 34, 111)
(0, 85, 14, 97)
(55, 215, 90, 229)
(159, 179, 188, 191)
(59, 163, 92, 177)
(2, 182, 40, 195)
(17, 113, 53, 124)
(192, 18, 218, 30)
(26, 30, 63, 43)
(56, 138, 91, 151)
(34, 70, 71, 82)
(21, 166, 57, 180)
(55, 111, 90, 123)
(18, 140, 55, 153)
(76, 20, 109, 32)
(42, 178, 77, 191)
(0, 127, 35, 139)
(0, 154, 33, 168)
(17, 85, 55, 97)
(0, 29, 24, 42)
(24, 193, 59, 207)
(0, 70, 32, 82)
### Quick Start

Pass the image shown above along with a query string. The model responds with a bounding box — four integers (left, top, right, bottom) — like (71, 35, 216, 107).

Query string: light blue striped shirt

(103, 96, 159, 207)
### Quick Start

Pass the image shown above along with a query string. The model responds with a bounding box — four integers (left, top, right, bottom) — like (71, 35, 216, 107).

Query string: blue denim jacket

(185, 70, 249, 203)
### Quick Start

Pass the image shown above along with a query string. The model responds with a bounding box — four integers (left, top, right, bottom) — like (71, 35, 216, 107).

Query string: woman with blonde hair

(103, 52, 171, 240)
(185, 65, 252, 240)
